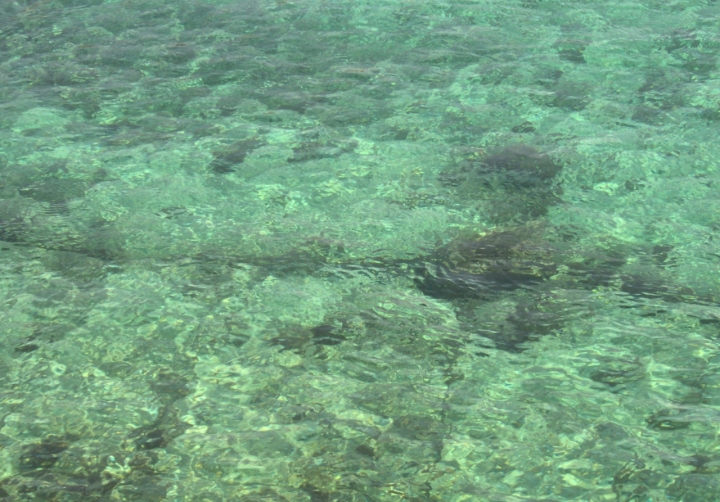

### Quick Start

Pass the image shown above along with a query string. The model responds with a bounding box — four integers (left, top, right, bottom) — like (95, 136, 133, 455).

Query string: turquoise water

(1, 0, 720, 499)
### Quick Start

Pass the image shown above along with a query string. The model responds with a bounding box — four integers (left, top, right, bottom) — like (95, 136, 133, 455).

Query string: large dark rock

(415, 225, 558, 300)
(479, 144, 562, 187)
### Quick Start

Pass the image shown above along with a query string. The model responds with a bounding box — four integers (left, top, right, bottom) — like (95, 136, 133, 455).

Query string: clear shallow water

(1, 0, 720, 500)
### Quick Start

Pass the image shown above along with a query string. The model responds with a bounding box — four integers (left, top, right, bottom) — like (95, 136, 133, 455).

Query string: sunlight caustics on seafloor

(1, 0, 720, 500)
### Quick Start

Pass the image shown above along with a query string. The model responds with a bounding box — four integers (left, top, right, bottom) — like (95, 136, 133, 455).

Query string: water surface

(1, 0, 720, 500)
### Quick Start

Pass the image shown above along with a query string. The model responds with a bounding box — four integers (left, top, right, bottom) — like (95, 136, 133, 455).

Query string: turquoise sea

(1, 0, 720, 500)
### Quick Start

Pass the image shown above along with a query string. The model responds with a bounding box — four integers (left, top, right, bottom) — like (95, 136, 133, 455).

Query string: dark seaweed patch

(566, 252, 626, 288)
(612, 458, 653, 501)
(699, 318, 720, 325)
(415, 263, 544, 300)
(156, 206, 188, 219)
(128, 407, 191, 452)
(310, 325, 347, 346)
(552, 84, 591, 111)
(114, 473, 168, 500)
(257, 89, 327, 114)
(479, 144, 562, 188)
(700, 107, 720, 121)
(647, 408, 692, 430)
(638, 73, 686, 111)
(237, 488, 290, 501)
(678, 51, 717, 78)
(287, 139, 357, 163)
(269, 328, 312, 353)
(14, 342, 39, 353)
(632, 104, 667, 125)
(414, 226, 562, 350)
(0, 216, 25, 243)
(301, 483, 332, 502)
(18, 178, 87, 204)
(25, 322, 76, 346)
(19, 439, 70, 471)
(651, 245, 674, 266)
(159, 43, 196, 64)
(624, 178, 646, 192)
(435, 225, 553, 262)
(41, 250, 108, 281)
(136, 430, 165, 450)
(511, 121, 536, 133)
(354, 444, 375, 458)
(620, 275, 698, 303)
(149, 368, 192, 404)
(210, 138, 263, 174)
(269, 323, 347, 356)
(589, 361, 644, 388)
(393, 128, 410, 140)
(508, 299, 564, 338)
(458, 297, 565, 353)
(554, 39, 588, 64)
(391, 415, 447, 442)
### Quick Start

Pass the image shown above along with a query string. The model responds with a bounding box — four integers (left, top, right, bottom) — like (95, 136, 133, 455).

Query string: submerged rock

(479, 144, 562, 187)
(409, 222, 716, 350)
(441, 143, 564, 221)
(444, 144, 563, 189)
(18, 177, 87, 204)
(19, 438, 70, 471)
(415, 224, 559, 300)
